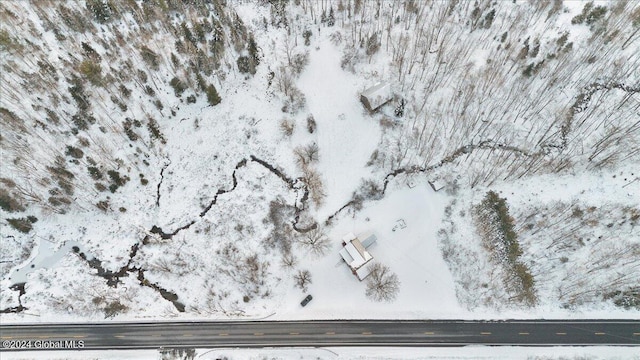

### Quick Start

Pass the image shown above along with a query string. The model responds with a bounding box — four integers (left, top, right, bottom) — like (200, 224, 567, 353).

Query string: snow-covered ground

(1, 0, 638, 325)
(273, 179, 461, 320)
(2, 346, 639, 360)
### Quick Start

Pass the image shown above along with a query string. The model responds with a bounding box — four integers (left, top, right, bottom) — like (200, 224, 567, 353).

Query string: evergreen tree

(206, 84, 221, 106)
(248, 35, 260, 66)
(328, 6, 335, 26)
(86, 0, 112, 24)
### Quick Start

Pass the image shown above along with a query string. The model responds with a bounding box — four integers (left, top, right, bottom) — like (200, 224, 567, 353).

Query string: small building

(360, 82, 392, 113)
(428, 179, 446, 192)
(339, 232, 377, 281)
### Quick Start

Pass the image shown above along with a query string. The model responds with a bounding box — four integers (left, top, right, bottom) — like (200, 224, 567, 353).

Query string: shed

(428, 179, 446, 192)
(360, 82, 392, 112)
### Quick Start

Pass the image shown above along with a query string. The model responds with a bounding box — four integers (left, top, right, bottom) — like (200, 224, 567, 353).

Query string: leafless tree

(294, 269, 312, 291)
(294, 142, 319, 167)
(281, 252, 298, 269)
(365, 263, 400, 302)
(303, 166, 325, 207)
(298, 225, 330, 256)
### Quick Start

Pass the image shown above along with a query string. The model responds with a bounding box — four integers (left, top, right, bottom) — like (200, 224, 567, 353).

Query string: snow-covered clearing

(273, 179, 461, 320)
(297, 34, 381, 221)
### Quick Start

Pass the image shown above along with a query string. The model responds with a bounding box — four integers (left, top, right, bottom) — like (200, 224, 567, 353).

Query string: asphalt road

(1, 320, 638, 351)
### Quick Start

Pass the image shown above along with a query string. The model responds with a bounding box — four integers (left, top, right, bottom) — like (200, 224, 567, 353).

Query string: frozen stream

(8, 239, 91, 285)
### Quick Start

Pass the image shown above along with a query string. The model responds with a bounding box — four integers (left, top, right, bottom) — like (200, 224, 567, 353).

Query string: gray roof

(361, 82, 392, 111)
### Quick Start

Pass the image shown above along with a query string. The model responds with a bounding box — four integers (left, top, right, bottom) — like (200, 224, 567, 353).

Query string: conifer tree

(206, 84, 221, 106)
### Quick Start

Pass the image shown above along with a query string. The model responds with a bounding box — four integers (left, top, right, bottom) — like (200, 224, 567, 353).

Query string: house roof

(355, 260, 376, 280)
(339, 233, 375, 278)
(360, 232, 377, 248)
(361, 82, 392, 111)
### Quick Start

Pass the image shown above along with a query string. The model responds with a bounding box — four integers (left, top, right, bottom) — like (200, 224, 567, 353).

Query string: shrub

(572, 2, 607, 27)
(119, 84, 131, 98)
(79, 60, 102, 85)
(0, 189, 25, 212)
(0, 29, 22, 52)
(294, 143, 319, 167)
(96, 200, 109, 211)
(303, 29, 312, 46)
(279, 118, 295, 137)
(265, 198, 297, 252)
(87, 166, 103, 180)
(290, 52, 309, 76)
(237, 55, 255, 74)
(144, 85, 155, 97)
(86, 0, 112, 23)
(605, 288, 640, 310)
(7, 218, 33, 233)
(107, 170, 127, 187)
(294, 269, 312, 291)
(306, 114, 316, 133)
(147, 117, 166, 143)
(106, 170, 129, 193)
(48, 196, 70, 207)
(138, 69, 148, 83)
(123, 119, 139, 141)
(68, 78, 90, 111)
(365, 33, 380, 56)
(140, 46, 160, 70)
(482, 9, 495, 29)
(354, 179, 384, 201)
(103, 300, 128, 318)
(65, 145, 84, 159)
(281, 252, 298, 268)
(303, 167, 325, 207)
(633, 6, 640, 28)
(169, 77, 187, 97)
(71, 112, 95, 131)
(283, 87, 306, 115)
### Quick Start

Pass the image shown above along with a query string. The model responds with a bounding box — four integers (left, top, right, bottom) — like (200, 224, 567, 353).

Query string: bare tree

(281, 252, 298, 268)
(365, 263, 400, 302)
(298, 226, 330, 256)
(293, 142, 319, 167)
(294, 269, 312, 291)
(303, 166, 326, 207)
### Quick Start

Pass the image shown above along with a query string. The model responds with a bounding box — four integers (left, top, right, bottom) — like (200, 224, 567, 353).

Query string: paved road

(1, 320, 638, 351)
